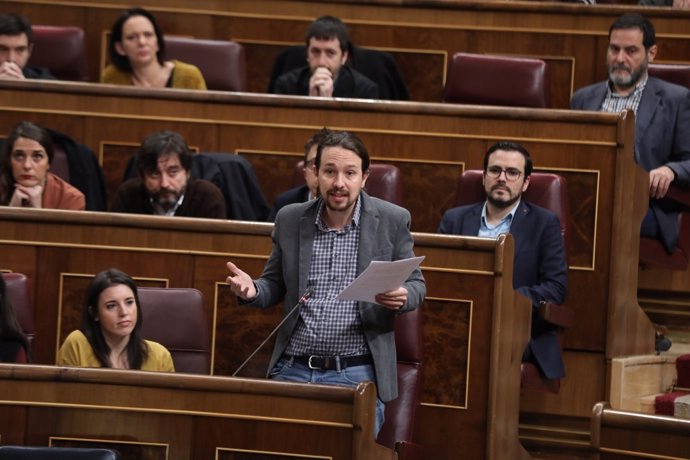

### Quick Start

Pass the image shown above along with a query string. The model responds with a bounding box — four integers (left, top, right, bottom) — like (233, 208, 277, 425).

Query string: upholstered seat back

(639, 186, 690, 270)
(137, 287, 211, 374)
(165, 37, 247, 91)
(29, 26, 89, 81)
(0, 446, 120, 460)
(2, 272, 34, 343)
(376, 308, 424, 454)
(49, 144, 71, 183)
(293, 162, 404, 206)
(649, 64, 690, 90)
(454, 170, 569, 255)
(443, 52, 550, 108)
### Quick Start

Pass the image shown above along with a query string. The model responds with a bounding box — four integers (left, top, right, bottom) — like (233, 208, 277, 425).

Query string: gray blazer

(571, 76, 690, 251)
(245, 192, 426, 402)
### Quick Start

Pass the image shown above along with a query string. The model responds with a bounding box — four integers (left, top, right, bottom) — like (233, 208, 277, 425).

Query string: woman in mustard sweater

(102, 7, 206, 90)
(58, 268, 174, 372)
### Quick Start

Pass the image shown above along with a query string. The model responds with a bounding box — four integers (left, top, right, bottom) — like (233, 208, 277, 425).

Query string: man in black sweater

(272, 16, 378, 99)
(0, 14, 55, 80)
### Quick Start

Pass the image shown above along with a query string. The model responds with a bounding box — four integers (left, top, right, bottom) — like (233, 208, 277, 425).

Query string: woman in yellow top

(102, 7, 206, 90)
(58, 268, 174, 372)
(0, 121, 85, 210)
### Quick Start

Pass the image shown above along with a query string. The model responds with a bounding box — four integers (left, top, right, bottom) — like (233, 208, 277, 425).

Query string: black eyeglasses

(485, 166, 523, 182)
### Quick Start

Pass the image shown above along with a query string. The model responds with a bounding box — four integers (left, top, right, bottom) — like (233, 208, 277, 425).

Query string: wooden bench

(7, 0, 690, 107)
(0, 78, 650, 456)
(0, 364, 393, 460)
(0, 207, 530, 459)
(590, 401, 690, 459)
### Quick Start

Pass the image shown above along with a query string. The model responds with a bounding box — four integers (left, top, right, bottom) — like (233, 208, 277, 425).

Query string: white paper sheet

(336, 256, 425, 303)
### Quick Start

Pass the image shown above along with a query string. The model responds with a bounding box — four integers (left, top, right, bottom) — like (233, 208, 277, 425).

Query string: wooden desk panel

(5, 0, 690, 108)
(0, 365, 393, 460)
(0, 210, 530, 460)
(0, 80, 648, 360)
(0, 80, 652, 450)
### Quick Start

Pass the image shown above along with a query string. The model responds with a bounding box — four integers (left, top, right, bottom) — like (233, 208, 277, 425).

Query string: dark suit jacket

(571, 77, 690, 252)
(245, 192, 426, 402)
(439, 200, 568, 379)
(268, 185, 309, 222)
(273, 65, 379, 99)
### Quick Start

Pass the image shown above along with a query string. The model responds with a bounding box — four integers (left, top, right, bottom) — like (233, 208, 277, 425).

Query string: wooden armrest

(538, 302, 574, 328)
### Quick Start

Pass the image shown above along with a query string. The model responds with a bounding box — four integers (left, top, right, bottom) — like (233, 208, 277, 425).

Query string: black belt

(287, 354, 373, 370)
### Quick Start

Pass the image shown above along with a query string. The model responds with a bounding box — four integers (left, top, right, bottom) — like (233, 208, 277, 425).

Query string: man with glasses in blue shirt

(438, 141, 568, 381)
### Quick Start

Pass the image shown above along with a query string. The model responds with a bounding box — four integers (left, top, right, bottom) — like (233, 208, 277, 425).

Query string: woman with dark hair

(0, 275, 30, 363)
(0, 121, 85, 209)
(101, 7, 206, 89)
(57, 268, 174, 371)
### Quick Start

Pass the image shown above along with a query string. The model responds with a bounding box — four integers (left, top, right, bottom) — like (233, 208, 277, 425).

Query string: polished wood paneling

(4, 0, 690, 108)
(0, 210, 530, 460)
(0, 364, 392, 460)
(0, 81, 654, 450)
(590, 401, 690, 459)
(0, 80, 650, 365)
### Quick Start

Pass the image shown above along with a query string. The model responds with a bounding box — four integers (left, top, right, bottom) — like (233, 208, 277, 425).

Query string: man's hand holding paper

(337, 256, 425, 306)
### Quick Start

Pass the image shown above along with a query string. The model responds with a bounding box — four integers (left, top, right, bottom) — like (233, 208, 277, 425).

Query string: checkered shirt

(284, 197, 370, 357)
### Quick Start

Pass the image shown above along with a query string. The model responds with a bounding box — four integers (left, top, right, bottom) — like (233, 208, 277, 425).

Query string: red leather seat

(293, 161, 404, 206)
(443, 52, 550, 108)
(454, 170, 573, 393)
(648, 64, 690, 90)
(137, 287, 211, 374)
(639, 186, 690, 270)
(376, 308, 424, 459)
(165, 36, 247, 92)
(2, 272, 34, 345)
(29, 26, 89, 81)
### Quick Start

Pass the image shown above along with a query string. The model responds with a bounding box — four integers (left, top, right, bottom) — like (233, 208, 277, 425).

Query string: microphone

(232, 286, 315, 377)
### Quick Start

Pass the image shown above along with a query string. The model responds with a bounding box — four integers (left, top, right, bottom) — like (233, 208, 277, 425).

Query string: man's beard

(609, 60, 647, 89)
(486, 186, 521, 209)
(153, 189, 181, 210)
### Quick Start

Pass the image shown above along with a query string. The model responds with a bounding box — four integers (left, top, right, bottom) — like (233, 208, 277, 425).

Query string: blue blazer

(439, 200, 568, 379)
(571, 77, 690, 252)
(246, 192, 426, 402)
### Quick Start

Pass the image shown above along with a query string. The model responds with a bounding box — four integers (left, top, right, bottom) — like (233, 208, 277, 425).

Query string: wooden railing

(4, 0, 690, 107)
(0, 208, 530, 460)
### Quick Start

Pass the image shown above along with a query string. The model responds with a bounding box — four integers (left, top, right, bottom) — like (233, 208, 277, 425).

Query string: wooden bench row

(5, 0, 690, 107)
(0, 208, 530, 460)
(0, 78, 653, 453)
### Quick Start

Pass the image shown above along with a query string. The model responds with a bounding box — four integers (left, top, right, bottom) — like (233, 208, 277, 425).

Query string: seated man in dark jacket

(272, 16, 378, 99)
(0, 13, 55, 80)
(439, 141, 568, 381)
(267, 127, 331, 221)
(111, 130, 226, 219)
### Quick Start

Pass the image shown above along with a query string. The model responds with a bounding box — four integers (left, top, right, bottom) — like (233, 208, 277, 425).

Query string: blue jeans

(270, 357, 386, 438)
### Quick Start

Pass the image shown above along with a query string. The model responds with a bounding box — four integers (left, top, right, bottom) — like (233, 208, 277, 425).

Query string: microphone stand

(232, 287, 314, 377)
